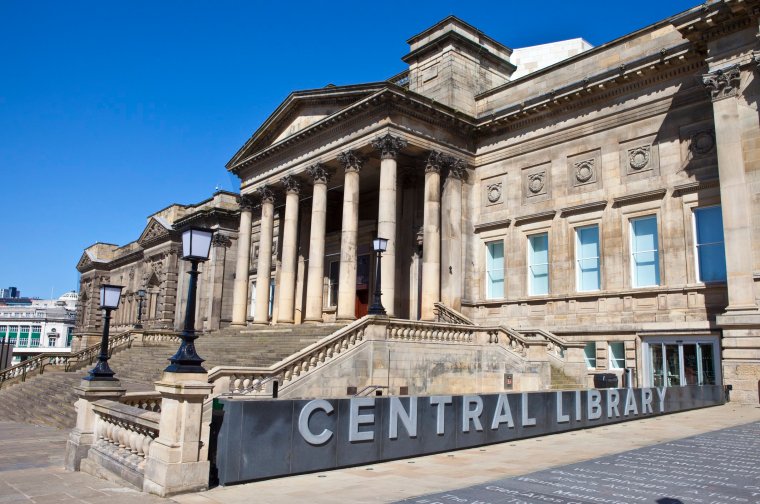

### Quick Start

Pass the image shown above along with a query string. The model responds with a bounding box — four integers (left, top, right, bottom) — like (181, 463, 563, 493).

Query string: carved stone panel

(522, 162, 551, 204)
(619, 136, 659, 181)
(482, 174, 505, 207)
(679, 121, 718, 177)
(567, 148, 601, 191)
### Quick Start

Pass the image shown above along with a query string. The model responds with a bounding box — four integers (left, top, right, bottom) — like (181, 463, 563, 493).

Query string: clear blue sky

(0, 0, 698, 298)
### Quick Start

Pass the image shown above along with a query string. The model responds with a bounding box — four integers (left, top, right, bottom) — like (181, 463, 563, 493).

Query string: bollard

(272, 380, 279, 399)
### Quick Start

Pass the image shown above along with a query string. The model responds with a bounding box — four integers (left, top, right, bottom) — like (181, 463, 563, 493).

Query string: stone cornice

(402, 30, 515, 73)
(671, 178, 720, 197)
(513, 210, 556, 225)
(559, 200, 608, 217)
(671, 0, 760, 48)
(473, 218, 511, 233)
(475, 43, 701, 136)
(612, 188, 667, 207)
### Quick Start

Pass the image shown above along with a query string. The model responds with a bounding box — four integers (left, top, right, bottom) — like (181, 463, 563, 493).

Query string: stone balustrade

(386, 319, 475, 343)
(121, 391, 162, 412)
(88, 399, 160, 487)
(433, 302, 476, 326)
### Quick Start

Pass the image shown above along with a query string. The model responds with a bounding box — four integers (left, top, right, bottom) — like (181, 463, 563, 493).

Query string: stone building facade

(225, 3, 760, 403)
(74, 191, 240, 348)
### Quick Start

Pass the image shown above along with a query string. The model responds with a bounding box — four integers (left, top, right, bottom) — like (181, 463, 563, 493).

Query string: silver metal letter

(641, 388, 653, 414)
(606, 389, 620, 418)
(490, 394, 514, 430)
(462, 395, 484, 432)
(575, 390, 582, 422)
(624, 388, 638, 416)
(556, 392, 570, 423)
(587, 389, 602, 420)
(389, 396, 417, 439)
(521, 393, 536, 426)
(349, 397, 375, 442)
(430, 396, 452, 435)
(656, 386, 667, 413)
(298, 399, 334, 445)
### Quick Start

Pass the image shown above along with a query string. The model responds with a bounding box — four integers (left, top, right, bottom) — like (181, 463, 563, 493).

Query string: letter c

(298, 399, 334, 445)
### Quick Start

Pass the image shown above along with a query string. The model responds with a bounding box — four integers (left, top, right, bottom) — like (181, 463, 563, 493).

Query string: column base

(277, 319, 295, 324)
(303, 318, 324, 324)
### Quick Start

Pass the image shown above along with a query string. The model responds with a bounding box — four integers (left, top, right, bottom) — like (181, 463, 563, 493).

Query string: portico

(229, 128, 469, 325)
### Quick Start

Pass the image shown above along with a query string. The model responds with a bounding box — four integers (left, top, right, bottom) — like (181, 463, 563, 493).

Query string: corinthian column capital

(280, 175, 301, 195)
(237, 194, 255, 211)
(702, 65, 741, 101)
(338, 150, 364, 173)
(371, 133, 408, 160)
(425, 151, 444, 173)
(447, 157, 468, 180)
(256, 185, 276, 204)
(306, 163, 331, 185)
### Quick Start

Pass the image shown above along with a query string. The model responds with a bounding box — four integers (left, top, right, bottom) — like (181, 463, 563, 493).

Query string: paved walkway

(1, 404, 759, 504)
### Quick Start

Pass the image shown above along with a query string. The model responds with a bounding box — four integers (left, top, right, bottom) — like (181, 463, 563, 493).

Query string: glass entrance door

(646, 339, 719, 387)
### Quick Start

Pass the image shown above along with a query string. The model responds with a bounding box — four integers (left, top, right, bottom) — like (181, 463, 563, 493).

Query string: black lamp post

(368, 237, 388, 316)
(165, 227, 214, 374)
(84, 284, 123, 381)
(135, 289, 146, 329)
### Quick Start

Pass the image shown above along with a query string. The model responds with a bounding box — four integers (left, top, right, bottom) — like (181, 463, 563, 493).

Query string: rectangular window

(328, 261, 340, 307)
(66, 327, 74, 347)
(0, 325, 6, 337)
(48, 337, 57, 347)
(609, 341, 625, 370)
(631, 216, 660, 287)
(694, 206, 727, 283)
(19, 326, 29, 347)
(8, 326, 18, 345)
(486, 241, 505, 299)
(584, 342, 597, 369)
(576, 225, 600, 291)
(528, 233, 549, 296)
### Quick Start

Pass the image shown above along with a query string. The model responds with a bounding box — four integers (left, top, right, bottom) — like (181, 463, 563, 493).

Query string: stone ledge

(612, 188, 667, 206)
(473, 218, 511, 233)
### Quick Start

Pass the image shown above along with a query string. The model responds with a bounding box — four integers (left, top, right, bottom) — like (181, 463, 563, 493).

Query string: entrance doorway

(355, 254, 370, 318)
(644, 337, 720, 387)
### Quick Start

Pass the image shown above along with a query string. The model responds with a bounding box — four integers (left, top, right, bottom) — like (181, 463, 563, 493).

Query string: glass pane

(609, 342, 625, 369)
(487, 242, 504, 299)
(650, 344, 664, 387)
(633, 217, 658, 252)
(699, 343, 716, 385)
(529, 234, 548, 263)
(682, 344, 698, 385)
(665, 344, 681, 386)
(578, 226, 599, 258)
(634, 257, 659, 287)
(578, 258, 600, 291)
(488, 277, 504, 299)
(695, 207, 724, 244)
(530, 270, 548, 295)
(584, 342, 596, 369)
(697, 244, 727, 282)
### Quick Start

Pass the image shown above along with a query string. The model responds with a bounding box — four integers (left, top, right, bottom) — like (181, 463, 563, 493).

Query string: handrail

(355, 385, 387, 397)
(433, 302, 476, 326)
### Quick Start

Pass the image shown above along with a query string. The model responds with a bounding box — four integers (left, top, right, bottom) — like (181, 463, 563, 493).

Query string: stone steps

(0, 323, 344, 430)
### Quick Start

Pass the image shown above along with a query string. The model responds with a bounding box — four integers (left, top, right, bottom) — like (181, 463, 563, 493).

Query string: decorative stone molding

(280, 175, 301, 195)
(574, 159, 595, 184)
(212, 234, 232, 248)
(306, 163, 331, 184)
(612, 188, 667, 207)
(256, 185, 276, 204)
(702, 65, 741, 101)
(513, 210, 556, 226)
(627, 145, 651, 171)
(371, 133, 408, 159)
(671, 178, 720, 197)
(486, 183, 502, 204)
(237, 195, 255, 211)
(689, 131, 715, 156)
(337, 150, 363, 172)
(560, 200, 608, 217)
(527, 172, 545, 195)
(473, 218, 511, 233)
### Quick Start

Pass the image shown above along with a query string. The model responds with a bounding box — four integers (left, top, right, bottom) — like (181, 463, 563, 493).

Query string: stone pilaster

(336, 150, 363, 321)
(253, 186, 275, 324)
(276, 176, 301, 324)
(230, 196, 254, 326)
(421, 151, 443, 320)
(304, 164, 331, 322)
(142, 373, 214, 496)
(441, 158, 466, 311)
(372, 133, 407, 317)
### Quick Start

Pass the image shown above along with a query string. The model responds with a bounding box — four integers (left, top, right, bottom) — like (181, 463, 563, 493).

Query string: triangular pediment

(227, 83, 388, 169)
(76, 251, 94, 272)
(138, 218, 172, 246)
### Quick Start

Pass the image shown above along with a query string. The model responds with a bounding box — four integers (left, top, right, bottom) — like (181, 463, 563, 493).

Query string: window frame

(527, 232, 549, 296)
(485, 239, 505, 300)
(608, 341, 626, 370)
(629, 215, 661, 288)
(575, 224, 601, 292)
(584, 342, 597, 370)
(693, 205, 727, 284)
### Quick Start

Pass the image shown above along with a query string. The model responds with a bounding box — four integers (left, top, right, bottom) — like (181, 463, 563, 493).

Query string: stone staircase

(549, 364, 588, 390)
(0, 323, 344, 430)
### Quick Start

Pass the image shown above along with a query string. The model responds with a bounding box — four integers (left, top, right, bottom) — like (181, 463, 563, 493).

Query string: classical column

(304, 164, 331, 322)
(253, 187, 275, 324)
(336, 150, 363, 321)
(371, 133, 407, 317)
(421, 151, 443, 320)
(230, 196, 254, 326)
(441, 158, 466, 311)
(276, 176, 301, 324)
(703, 66, 758, 312)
